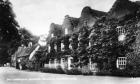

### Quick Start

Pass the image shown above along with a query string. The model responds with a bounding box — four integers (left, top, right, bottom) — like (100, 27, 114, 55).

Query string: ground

(0, 67, 139, 84)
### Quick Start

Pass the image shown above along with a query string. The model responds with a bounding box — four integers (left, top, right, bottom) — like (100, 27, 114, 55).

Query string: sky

(10, 0, 137, 36)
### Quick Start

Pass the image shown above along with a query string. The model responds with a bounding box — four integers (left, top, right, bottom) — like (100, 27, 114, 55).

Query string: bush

(65, 68, 82, 75)
(40, 66, 65, 74)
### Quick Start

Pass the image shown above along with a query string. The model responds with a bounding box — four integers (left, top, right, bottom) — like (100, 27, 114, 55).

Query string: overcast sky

(11, 0, 137, 36)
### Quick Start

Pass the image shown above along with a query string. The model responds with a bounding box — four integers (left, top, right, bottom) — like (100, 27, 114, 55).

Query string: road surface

(0, 67, 139, 84)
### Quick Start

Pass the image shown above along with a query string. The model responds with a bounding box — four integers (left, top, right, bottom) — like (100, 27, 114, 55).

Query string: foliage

(19, 28, 39, 46)
(88, 15, 139, 70)
(0, 0, 20, 64)
(61, 35, 70, 51)
(89, 17, 118, 62)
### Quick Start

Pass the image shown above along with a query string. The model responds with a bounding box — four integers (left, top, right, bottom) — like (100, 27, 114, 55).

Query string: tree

(19, 28, 39, 46)
(0, 0, 20, 64)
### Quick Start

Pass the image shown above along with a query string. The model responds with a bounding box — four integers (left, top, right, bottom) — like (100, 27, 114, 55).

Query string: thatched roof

(14, 44, 38, 58)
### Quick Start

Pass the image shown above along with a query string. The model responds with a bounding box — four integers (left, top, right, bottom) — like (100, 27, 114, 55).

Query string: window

(65, 28, 68, 35)
(117, 26, 126, 41)
(69, 44, 72, 49)
(116, 57, 127, 70)
(54, 44, 57, 51)
(51, 34, 54, 37)
(61, 43, 64, 51)
(116, 26, 125, 35)
(89, 42, 91, 47)
(61, 58, 65, 63)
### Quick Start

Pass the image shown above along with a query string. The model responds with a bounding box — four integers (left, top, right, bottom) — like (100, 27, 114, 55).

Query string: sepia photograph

(1, 0, 140, 84)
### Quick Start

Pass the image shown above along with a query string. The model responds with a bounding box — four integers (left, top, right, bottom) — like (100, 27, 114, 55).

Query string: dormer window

(28, 42, 32, 47)
(84, 20, 88, 27)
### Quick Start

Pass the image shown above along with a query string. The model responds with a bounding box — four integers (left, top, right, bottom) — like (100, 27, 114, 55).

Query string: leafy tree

(0, 0, 20, 64)
(19, 28, 39, 46)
